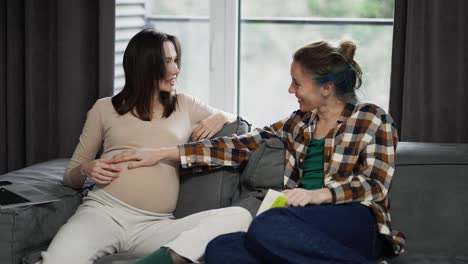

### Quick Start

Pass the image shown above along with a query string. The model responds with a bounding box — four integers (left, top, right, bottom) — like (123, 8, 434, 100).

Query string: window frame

(118, 1, 394, 116)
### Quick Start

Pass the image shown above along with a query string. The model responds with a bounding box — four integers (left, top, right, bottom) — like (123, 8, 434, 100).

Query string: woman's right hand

(80, 159, 121, 185)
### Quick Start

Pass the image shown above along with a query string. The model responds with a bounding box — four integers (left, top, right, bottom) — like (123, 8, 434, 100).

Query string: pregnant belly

(98, 161, 180, 213)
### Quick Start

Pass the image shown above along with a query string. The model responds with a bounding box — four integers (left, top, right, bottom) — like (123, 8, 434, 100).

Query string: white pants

(41, 188, 252, 264)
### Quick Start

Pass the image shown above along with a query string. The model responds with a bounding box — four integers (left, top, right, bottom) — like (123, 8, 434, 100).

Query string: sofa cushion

(231, 137, 285, 215)
(174, 116, 250, 218)
(395, 142, 468, 165)
(174, 166, 241, 218)
(240, 137, 285, 195)
(0, 159, 83, 264)
(213, 116, 251, 138)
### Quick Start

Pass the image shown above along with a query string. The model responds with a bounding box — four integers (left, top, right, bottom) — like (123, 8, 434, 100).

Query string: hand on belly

(97, 161, 178, 189)
(97, 162, 180, 212)
(81, 159, 122, 185)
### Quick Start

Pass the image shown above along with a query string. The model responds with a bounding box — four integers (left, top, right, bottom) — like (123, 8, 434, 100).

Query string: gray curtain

(0, 0, 115, 174)
(389, 0, 468, 143)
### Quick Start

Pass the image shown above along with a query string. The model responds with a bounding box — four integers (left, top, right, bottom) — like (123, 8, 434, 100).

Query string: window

(115, 0, 238, 112)
(146, 0, 211, 102)
(115, 0, 147, 94)
(239, 0, 394, 127)
(114, 0, 394, 128)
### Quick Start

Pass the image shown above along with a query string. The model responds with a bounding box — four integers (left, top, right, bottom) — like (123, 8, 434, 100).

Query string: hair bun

(338, 40, 357, 60)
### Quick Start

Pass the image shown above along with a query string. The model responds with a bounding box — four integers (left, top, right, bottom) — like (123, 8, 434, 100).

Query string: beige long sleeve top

(64, 93, 218, 213)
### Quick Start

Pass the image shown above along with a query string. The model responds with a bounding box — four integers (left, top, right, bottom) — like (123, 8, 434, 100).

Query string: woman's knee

(247, 208, 290, 242)
(206, 232, 243, 250)
(205, 232, 246, 261)
(216, 206, 253, 230)
(232, 206, 253, 226)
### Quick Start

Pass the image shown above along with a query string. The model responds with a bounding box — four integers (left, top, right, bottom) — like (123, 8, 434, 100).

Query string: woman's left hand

(110, 147, 179, 169)
(282, 188, 333, 207)
(191, 112, 226, 141)
(110, 148, 162, 169)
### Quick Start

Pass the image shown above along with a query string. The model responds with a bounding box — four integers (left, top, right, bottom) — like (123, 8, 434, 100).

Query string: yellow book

(256, 189, 288, 216)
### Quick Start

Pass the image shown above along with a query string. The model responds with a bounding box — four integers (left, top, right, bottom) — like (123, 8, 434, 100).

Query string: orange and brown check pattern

(178, 103, 405, 255)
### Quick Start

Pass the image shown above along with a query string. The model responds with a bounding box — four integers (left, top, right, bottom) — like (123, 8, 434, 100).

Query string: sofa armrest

(389, 142, 468, 260)
(0, 159, 83, 264)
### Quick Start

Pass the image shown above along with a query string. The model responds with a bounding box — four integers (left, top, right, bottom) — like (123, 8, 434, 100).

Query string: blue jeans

(205, 203, 382, 264)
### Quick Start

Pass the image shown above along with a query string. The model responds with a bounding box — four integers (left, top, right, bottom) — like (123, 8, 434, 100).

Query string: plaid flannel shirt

(178, 103, 405, 255)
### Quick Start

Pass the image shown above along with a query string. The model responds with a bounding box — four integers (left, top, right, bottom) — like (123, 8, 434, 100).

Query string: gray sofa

(1, 142, 467, 264)
(387, 143, 468, 264)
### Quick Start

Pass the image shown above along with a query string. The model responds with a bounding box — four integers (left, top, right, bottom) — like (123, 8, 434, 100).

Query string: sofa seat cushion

(0, 159, 83, 264)
(386, 254, 468, 264)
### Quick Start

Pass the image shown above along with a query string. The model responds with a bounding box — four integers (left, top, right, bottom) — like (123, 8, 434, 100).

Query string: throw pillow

(174, 117, 251, 218)
(233, 137, 285, 216)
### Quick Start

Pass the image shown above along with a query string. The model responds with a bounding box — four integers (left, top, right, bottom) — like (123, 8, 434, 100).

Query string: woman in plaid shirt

(112, 40, 405, 263)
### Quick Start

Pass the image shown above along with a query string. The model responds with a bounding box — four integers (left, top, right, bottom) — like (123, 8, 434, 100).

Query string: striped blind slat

(114, 0, 146, 93)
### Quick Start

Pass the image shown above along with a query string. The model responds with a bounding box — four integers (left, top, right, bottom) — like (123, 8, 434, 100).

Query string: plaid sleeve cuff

(178, 141, 217, 168)
(325, 184, 345, 204)
(178, 143, 200, 168)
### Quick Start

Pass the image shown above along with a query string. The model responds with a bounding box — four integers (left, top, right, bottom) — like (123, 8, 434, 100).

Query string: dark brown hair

(112, 28, 181, 120)
(293, 40, 363, 103)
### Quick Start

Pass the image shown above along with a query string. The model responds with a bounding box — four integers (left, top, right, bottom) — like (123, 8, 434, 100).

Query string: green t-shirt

(301, 138, 325, 190)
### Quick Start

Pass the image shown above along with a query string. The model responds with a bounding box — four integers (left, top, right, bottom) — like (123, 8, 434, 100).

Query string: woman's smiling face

(288, 61, 324, 112)
(158, 40, 180, 93)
